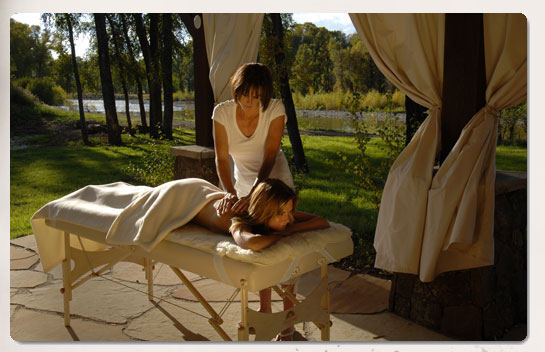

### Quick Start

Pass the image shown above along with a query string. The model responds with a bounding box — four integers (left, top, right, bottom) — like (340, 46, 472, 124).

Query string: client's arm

(280, 211, 330, 236)
(230, 224, 282, 252)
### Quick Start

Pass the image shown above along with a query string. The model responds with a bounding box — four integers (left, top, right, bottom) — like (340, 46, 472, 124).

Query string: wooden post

(440, 13, 487, 163)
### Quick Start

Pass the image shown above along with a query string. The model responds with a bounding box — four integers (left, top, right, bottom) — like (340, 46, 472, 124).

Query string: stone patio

(10, 234, 454, 342)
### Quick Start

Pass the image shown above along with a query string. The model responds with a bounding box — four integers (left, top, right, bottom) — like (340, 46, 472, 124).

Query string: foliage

(123, 137, 175, 187)
(293, 90, 351, 110)
(331, 93, 406, 208)
(10, 18, 53, 79)
(361, 90, 388, 111)
(173, 89, 194, 101)
(292, 90, 405, 112)
(499, 101, 527, 146)
(14, 76, 67, 106)
(391, 90, 405, 107)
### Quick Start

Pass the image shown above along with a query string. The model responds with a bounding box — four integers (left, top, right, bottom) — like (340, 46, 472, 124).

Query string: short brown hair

(230, 63, 273, 111)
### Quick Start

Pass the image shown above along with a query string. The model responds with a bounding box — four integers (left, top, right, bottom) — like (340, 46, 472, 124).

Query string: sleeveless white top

(212, 99, 294, 197)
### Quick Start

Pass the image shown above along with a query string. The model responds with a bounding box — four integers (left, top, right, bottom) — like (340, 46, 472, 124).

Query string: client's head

(233, 179, 297, 232)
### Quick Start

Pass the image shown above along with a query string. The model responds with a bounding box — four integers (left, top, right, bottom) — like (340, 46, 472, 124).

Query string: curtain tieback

(484, 105, 499, 117)
(426, 105, 441, 115)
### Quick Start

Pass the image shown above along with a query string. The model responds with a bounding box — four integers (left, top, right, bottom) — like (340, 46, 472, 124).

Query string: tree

(94, 13, 122, 145)
(161, 13, 174, 139)
(179, 13, 215, 147)
(120, 14, 148, 130)
(42, 13, 89, 144)
(267, 13, 308, 173)
(10, 19, 53, 79)
(107, 14, 134, 134)
(134, 13, 162, 138)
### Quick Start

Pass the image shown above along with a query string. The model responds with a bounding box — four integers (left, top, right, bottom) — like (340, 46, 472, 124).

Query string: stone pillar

(388, 170, 527, 340)
(170, 145, 219, 186)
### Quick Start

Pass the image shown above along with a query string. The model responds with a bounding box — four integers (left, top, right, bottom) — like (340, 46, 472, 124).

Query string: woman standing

(212, 63, 294, 216)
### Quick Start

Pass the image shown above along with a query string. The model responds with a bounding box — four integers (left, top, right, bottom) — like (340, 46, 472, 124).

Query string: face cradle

(267, 199, 294, 232)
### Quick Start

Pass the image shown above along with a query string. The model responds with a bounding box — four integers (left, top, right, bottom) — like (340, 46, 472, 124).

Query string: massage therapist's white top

(212, 99, 294, 197)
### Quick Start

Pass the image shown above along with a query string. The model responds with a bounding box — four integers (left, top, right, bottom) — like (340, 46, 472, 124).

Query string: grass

(496, 145, 527, 172)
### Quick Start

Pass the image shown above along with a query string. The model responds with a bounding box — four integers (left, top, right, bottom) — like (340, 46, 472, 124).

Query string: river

(61, 99, 406, 121)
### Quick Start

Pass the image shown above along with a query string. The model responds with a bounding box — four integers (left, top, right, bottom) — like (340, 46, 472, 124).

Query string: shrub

(10, 83, 39, 106)
(21, 77, 67, 106)
(333, 93, 405, 208)
(173, 90, 195, 101)
(391, 90, 405, 107)
(361, 90, 388, 111)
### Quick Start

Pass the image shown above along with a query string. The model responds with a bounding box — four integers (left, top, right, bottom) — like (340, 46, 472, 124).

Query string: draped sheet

(350, 13, 526, 281)
(31, 179, 225, 271)
(203, 13, 264, 103)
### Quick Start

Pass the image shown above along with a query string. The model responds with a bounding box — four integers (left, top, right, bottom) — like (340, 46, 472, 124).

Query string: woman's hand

(216, 193, 238, 216)
(231, 195, 250, 214)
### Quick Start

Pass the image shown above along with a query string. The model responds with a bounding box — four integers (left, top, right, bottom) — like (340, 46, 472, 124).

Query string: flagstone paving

(10, 234, 454, 342)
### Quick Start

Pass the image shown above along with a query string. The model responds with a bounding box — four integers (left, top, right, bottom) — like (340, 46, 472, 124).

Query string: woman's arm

(231, 224, 282, 251)
(213, 120, 238, 214)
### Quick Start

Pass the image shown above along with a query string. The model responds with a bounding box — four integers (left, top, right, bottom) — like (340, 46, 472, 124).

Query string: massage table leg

(169, 266, 232, 341)
(320, 262, 331, 341)
(62, 232, 72, 327)
(144, 258, 153, 300)
(238, 279, 250, 341)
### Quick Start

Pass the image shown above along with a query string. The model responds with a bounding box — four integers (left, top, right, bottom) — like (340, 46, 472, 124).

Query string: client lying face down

(191, 178, 330, 251)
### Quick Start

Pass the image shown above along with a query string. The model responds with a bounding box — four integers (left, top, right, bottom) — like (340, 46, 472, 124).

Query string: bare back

(191, 198, 233, 234)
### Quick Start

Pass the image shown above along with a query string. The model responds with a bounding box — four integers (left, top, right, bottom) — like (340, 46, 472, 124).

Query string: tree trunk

(107, 15, 133, 135)
(66, 14, 89, 145)
(161, 13, 173, 139)
(134, 13, 162, 138)
(180, 13, 215, 147)
(270, 13, 309, 173)
(121, 14, 147, 129)
(94, 13, 122, 145)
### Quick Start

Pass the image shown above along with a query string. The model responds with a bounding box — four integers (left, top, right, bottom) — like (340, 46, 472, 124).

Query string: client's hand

(216, 192, 238, 216)
(231, 195, 250, 214)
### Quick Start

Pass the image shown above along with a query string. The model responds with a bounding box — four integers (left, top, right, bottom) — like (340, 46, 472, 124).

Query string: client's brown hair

(230, 179, 296, 234)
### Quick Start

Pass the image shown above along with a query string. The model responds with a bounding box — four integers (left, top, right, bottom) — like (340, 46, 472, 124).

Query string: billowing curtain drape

(203, 13, 264, 103)
(350, 13, 526, 281)
(349, 14, 445, 276)
(419, 13, 527, 281)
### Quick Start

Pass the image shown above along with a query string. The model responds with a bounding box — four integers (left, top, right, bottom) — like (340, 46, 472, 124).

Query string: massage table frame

(58, 231, 333, 341)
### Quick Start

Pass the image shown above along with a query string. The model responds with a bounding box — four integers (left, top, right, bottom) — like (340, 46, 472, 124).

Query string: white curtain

(350, 13, 527, 281)
(203, 14, 264, 103)
(419, 13, 527, 281)
(349, 13, 445, 275)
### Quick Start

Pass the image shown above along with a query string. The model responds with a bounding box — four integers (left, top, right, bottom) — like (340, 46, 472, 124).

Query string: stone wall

(388, 170, 527, 340)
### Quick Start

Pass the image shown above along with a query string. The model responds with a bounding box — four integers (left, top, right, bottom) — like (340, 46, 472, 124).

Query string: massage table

(30, 179, 354, 341)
